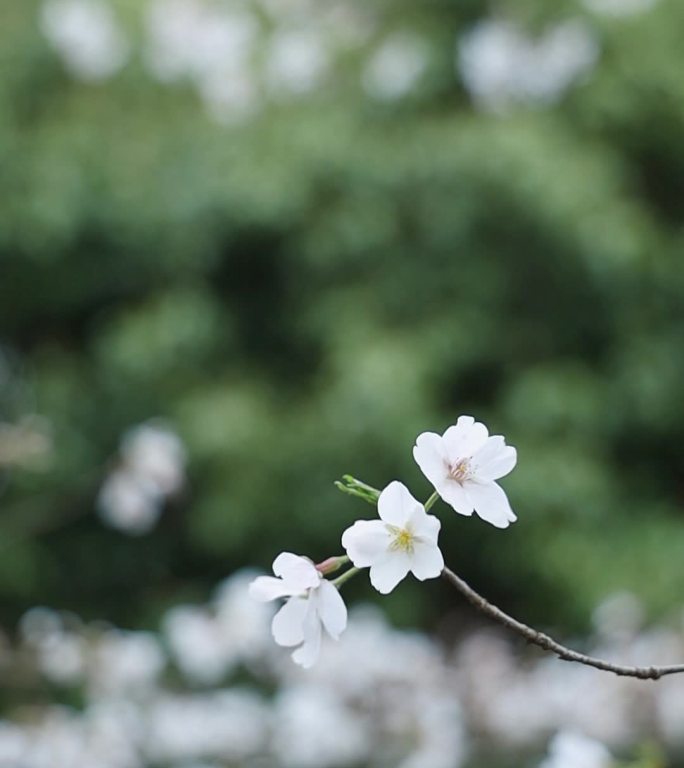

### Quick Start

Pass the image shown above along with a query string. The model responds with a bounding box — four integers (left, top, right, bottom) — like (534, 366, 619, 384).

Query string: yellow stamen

(387, 525, 415, 554)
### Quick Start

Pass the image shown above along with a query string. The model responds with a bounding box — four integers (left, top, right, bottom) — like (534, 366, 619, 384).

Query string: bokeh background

(2, 0, 684, 765)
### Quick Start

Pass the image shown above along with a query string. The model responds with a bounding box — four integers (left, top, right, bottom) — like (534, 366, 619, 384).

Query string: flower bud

(315, 556, 348, 576)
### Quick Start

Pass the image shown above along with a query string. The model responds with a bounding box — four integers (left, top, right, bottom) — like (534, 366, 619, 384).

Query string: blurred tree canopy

(1, 0, 684, 635)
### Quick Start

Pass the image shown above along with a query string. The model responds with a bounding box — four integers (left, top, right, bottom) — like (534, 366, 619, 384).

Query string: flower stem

(424, 491, 439, 512)
(332, 566, 361, 589)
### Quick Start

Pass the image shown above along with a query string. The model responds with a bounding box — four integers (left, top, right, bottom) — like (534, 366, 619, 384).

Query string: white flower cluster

(8, 573, 274, 768)
(144, 0, 262, 123)
(40, 0, 130, 81)
(252, 415, 517, 667)
(5, 574, 684, 767)
(97, 422, 186, 535)
(36, 0, 373, 122)
(458, 19, 599, 112)
(361, 34, 429, 102)
(38, 0, 611, 119)
(540, 731, 614, 768)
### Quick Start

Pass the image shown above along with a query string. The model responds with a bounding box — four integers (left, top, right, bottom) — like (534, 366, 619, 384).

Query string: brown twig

(442, 566, 684, 681)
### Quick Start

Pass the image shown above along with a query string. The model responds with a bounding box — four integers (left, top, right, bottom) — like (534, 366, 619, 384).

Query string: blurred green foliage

(2, 0, 684, 641)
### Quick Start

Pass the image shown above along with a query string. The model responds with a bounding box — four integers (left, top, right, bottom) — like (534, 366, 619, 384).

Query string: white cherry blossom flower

(341, 481, 444, 594)
(249, 553, 347, 668)
(413, 415, 517, 529)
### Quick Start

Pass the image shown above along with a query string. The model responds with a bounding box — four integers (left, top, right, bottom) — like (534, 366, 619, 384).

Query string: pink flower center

(447, 458, 472, 484)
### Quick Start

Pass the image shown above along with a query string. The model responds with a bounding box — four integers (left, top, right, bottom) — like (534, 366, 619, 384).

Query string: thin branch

(442, 566, 684, 681)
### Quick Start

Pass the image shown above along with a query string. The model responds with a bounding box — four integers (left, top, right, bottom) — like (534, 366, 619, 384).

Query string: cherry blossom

(249, 553, 347, 668)
(341, 481, 444, 594)
(413, 415, 517, 528)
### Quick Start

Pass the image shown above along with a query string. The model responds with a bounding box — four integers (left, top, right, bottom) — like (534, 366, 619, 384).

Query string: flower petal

(472, 436, 517, 481)
(413, 432, 448, 487)
(465, 481, 516, 528)
(443, 415, 489, 459)
(249, 575, 295, 602)
(291, 601, 322, 668)
(369, 552, 412, 594)
(377, 481, 422, 527)
(341, 519, 391, 567)
(271, 596, 308, 647)
(410, 541, 444, 581)
(272, 552, 320, 592)
(409, 508, 441, 544)
(439, 479, 475, 516)
(315, 580, 347, 640)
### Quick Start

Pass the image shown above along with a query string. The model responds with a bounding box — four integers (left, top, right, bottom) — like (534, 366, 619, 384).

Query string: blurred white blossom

(265, 28, 328, 97)
(39, 0, 130, 81)
(164, 606, 230, 684)
(6, 568, 684, 767)
(162, 571, 275, 683)
(98, 470, 165, 534)
(89, 630, 166, 698)
(458, 19, 599, 112)
(120, 424, 186, 495)
(272, 684, 369, 767)
(656, 672, 684, 747)
(142, 0, 383, 121)
(20, 608, 85, 685)
(305, 605, 443, 696)
(539, 730, 614, 768)
(362, 34, 429, 101)
(20, 606, 64, 645)
(97, 422, 186, 535)
(80, 700, 144, 768)
(38, 632, 86, 685)
(213, 570, 274, 662)
(145, 690, 268, 763)
(396, 690, 466, 768)
(145, 0, 259, 122)
(145, 0, 257, 82)
(0, 723, 28, 764)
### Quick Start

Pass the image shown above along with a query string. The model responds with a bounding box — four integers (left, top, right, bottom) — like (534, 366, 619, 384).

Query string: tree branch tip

(441, 565, 684, 681)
